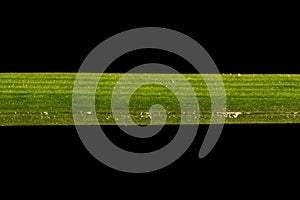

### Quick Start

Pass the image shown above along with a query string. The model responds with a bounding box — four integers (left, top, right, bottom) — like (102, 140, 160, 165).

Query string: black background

(1, 4, 299, 196)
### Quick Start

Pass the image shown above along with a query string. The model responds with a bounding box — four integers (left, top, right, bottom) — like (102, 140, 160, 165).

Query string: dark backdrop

(1, 8, 299, 195)
(2, 13, 300, 74)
